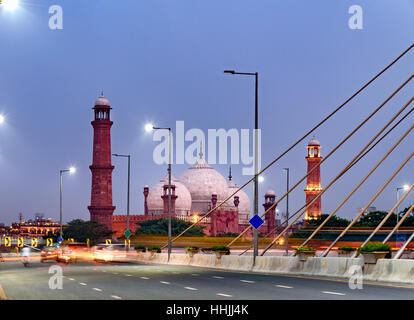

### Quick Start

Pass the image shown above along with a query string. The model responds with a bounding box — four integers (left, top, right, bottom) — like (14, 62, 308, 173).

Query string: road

(1, 260, 414, 300)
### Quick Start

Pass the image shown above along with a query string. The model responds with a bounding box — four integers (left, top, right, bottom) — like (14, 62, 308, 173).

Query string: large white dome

(178, 154, 231, 214)
(147, 175, 192, 216)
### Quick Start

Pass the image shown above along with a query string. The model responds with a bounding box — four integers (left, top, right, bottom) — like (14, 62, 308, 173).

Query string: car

(92, 244, 127, 263)
(56, 246, 74, 263)
(40, 247, 58, 263)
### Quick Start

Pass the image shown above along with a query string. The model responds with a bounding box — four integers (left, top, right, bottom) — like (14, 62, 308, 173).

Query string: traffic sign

(17, 237, 24, 247)
(86, 238, 90, 247)
(124, 229, 132, 238)
(249, 215, 264, 229)
(124, 239, 130, 248)
(57, 236, 63, 242)
(4, 237, 11, 247)
(47, 238, 53, 247)
(105, 239, 112, 245)
(31, 238, 38, 247)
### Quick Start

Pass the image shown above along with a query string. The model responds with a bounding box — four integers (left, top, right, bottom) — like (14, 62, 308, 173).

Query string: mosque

(88, 94, 322, 238)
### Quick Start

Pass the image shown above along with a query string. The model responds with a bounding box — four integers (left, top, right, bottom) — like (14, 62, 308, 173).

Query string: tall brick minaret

(88, 93, 116, 230)
(304, 137, 322, 221)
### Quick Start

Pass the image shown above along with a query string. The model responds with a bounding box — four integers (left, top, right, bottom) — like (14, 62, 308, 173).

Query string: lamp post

(146, 124, 172, 262)
(396, 184, 410, 241)
(283, 168, 290, 256)
(112, 154, 131, 248)
(224, 69, 259, 261)
(59, 167, 76, 240)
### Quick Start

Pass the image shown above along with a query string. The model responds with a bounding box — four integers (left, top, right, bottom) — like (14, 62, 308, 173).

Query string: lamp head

(145, 123, 154, 133)
(403, 184, 410, 191)
(224, 70, 235, 74)
(69, 167, 76, 174)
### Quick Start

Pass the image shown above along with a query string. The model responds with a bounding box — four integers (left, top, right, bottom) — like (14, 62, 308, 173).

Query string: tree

(63, 219, 114, 245)
(135, 218, 205, 236)
(355, 210, 398, 227)
(307, 214, 351, 227)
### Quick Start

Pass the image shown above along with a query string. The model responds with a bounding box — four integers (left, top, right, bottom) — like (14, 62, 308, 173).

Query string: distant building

(8, 215, 61, 237)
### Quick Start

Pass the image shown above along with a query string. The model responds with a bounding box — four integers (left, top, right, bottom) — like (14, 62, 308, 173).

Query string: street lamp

(283, 168, 290, 256)
(0, 115, 5, 124)
(112, 154, 131, 247)
(145, 123, 173, 262)
(224, 69, 259, 261)
(1, 0, 19, 11)
(396, 184, 410, 227)
(59, 166, 76, 240)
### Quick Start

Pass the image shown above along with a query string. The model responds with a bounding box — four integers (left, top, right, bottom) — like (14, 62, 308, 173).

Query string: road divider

(131, 252, 414, 284)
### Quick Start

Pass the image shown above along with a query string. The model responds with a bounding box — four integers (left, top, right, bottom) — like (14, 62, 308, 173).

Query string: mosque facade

(88, 94, 321, 238)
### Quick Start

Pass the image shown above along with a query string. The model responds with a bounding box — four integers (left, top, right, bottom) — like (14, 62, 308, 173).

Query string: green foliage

(148, 245, 161, 252)
(355, 211, 398, 227)
(135, 218, 205, 236)
(307, 214, 351, 227)
(134, 245, 146, 252)
(338, 246, 354, 252)
(357, 242, 391, 253)
(63, 219, 114, 246)
(185, 246, 199, 253)
(211, 245, 230, 252)
(294, 246, 316, 256)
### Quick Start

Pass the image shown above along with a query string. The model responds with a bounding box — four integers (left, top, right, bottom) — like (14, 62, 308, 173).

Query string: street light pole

(59, 167, 76, 240)
(283, 168, 289, 255)
(224, 70, 259, 261)
(152, 126, 172, 262)
(112, 154, 131, 248)
(396, 184, 410, 243)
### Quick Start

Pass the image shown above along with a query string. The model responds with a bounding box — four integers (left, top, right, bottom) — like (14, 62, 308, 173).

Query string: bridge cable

(161, 44, 414, 249)
(259, 96, 414, 255)
(239, 108, 413, 255)
(321, 152, 414, 257)
(229, 76, 413, 249)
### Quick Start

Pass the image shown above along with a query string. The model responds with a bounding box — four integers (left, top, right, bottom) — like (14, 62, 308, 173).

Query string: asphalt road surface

(1, 260, 414, 300)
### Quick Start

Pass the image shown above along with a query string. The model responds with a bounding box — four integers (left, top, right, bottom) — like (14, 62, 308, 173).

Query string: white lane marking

(322, 291, 346, 296)
(213, 276, 224, 279)
(172, 272, 180, 274)
(79, 283, 87, 286)
(240, 280, 255, 283)
(67, 278, 75, 281)
(160, 281, 170, 285)
(93, 288, 102, 292)
(140, 277, 150, 280)
(184, 287, 198, 291)
(217, 293, 232, 297)
(191, 274, 199, 276)
(276, 285, 293, 289)
(125, 274, 132, 277)
(112, 273, 118, 275)
(111, 295, 122, 300)
(102, 270, 106, 273)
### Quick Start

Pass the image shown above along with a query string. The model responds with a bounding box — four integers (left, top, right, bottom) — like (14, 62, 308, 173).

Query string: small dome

(147, 175, 192, 215)
(265, 189, 276, 197)
(308, 137, 320, 146)
(94, 94, 110, 107)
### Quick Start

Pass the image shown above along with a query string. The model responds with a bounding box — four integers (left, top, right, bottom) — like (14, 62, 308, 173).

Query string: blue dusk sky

(0, 0, 412, 225)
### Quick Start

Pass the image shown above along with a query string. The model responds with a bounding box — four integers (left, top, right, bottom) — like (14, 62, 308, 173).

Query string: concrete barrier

(364, 259, 414, 284)
(132, 253, 414, 284)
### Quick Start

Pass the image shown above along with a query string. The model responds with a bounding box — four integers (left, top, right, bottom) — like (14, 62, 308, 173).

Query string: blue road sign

(249, 215, 264, 229)
(57, 236, 63, 242)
